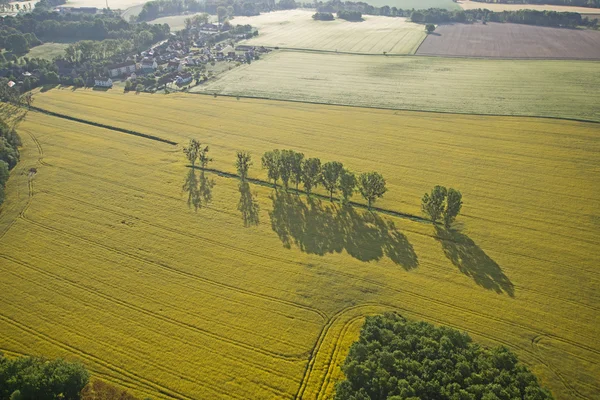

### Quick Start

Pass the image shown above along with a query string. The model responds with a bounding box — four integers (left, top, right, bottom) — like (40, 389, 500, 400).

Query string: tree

(321, 161, 344, 201)
(235, 151, 252, 181)
(135, 84, 144, 93)
(124, 80, 132, 91)
(422, 185, 447, 222)
(217, 6, 228, 25)
(426, 23, 436, 33)
(339, 169, 356, 204)
(288, 150, 304, 191)
(6, 34, 29, 54)
(21, 92, 34, 109)
(301, 157, 321, 195)
(444, 188, 462, 227)
(278, 150, 294, 190)
(183, 139, 201, 166)
(357, 172, 386, 210)
(262, 150, 281, 187)
(0, 160, 9, 187)
(198, 145, 211, 168)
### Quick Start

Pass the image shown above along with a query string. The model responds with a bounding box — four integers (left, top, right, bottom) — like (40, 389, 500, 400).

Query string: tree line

(409, 7, 596, 27)
(471, 0, 599, 8)
(0, 9, 170, 54)
(260, 149, 387, 209)
(0, 117, 21, 208)
(184, 142, 466, 225)
(337, 10, 363, 21)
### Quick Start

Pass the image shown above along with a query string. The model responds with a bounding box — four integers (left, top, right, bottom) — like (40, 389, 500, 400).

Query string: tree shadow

(182, 169, 214, 211)
(238, 181, 260, 227)
(268, 191, 418, 270)
(435, 226, 514, 297)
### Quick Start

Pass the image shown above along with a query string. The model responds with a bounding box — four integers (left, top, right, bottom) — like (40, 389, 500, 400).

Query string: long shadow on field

(238, 181, 260, 227)
(269, 191, 418, 270)
(182, 169, 214, 211)
(435, 226, 514, 297)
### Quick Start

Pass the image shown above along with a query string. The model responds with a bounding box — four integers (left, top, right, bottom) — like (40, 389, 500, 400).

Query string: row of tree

(0, 9, 170, 44)
(312, 11, 335, 20)
(409, 7, 596, 27)
(0, 117, 21, 208)
(337, 10, 363, 21)
(335, 312, 554, 399)
(184, 143, 467, 224)
(471, 0, 599, 7)
(260, 149, 387, 209)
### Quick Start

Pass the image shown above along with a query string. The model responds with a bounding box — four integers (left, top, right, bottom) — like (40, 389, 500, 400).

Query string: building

(107, 62, 136, 78)
(140, 58, 158, 73)
(167, 60, 184, 72)
(176, 72, 193, 86)
(222, 45, 236, 58)
(94, 78, 113, 88)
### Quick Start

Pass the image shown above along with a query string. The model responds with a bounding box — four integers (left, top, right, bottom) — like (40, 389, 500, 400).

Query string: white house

(107, 61, 136, 78)
(95, 78, 113, 88)
(140, 58, 158, 73)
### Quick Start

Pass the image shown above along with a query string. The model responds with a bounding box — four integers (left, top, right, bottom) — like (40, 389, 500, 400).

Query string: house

(167, 60, 184, 72)
(58, 7, 98, 14)
(222, 45, 236, 58)
(94, 78, 113, 88)
(140, 58, 158, 73)
(176, 72, 193, 86)
(199, 23, 219, 32)
(107, 61, 136, 78)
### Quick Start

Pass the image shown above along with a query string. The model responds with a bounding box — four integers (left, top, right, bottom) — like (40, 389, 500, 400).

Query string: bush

(337, 10, 362, 21)
(312, 12, 334, 21)
(0, 354, 89, 400)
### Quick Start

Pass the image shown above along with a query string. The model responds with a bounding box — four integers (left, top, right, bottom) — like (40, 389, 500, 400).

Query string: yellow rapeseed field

(0, 90, 599, 400)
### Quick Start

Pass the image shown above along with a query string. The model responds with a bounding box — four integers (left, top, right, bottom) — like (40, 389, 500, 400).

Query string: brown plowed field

(416, 22, 600, 59)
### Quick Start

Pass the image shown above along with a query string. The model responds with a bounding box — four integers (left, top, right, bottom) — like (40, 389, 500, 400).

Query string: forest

(335, 312, 553, 400)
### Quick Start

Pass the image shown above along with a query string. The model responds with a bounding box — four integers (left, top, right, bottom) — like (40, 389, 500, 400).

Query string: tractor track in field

(0, 312, 197, 400)
(9, 217, 319, 362)
(22, 167, 600, 360)
(17, 143, 600, 356)
(0, 255, 292, 399)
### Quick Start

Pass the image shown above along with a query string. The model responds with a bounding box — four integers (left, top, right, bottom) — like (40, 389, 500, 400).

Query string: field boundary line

(189, 165, 433, 224)
(28, 106, 178, 145)
(190, 89, 600, 124)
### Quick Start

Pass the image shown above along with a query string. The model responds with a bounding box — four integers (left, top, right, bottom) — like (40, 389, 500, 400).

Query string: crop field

(148, 13, 217, 31)
(0, 90, 599, 399)
(62, 0, 148, 10)
(190, 50, 600, 122)
(416, 22, 600, 59)
(457, 0, 600, 14)
(233, 10, 427, 55)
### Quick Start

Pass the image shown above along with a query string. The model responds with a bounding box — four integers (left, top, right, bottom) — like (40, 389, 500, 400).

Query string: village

(95, 22, 270, 92)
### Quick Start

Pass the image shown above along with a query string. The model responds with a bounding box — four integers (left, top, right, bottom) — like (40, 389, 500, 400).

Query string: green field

(233, 10, 427, 54)
(23, 42, 69, 61)
(0, 90, 598, 399)
(191, 50, 600, 122)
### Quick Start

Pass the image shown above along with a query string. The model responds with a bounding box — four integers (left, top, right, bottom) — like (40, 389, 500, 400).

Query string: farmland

(233, 10, 427, 54)
(416, 22, 600, 59)
(190, 50, 600, 122)
(457, 0, 600, 14)
(1, 90, 599, 399)
(363, 0, 459, 9)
